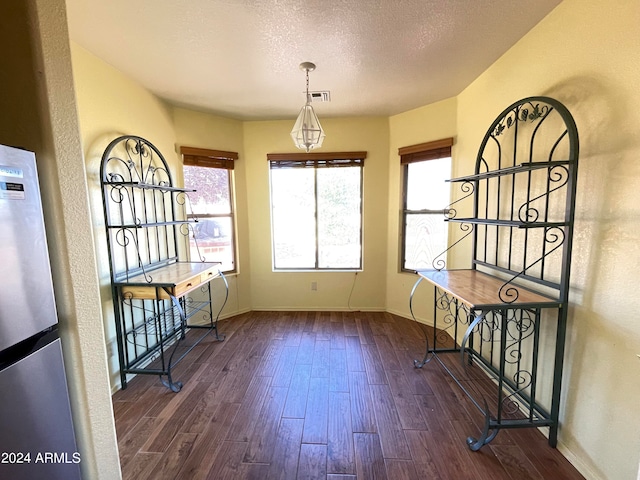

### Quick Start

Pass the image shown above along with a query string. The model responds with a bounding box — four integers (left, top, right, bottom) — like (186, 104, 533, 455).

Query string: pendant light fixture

(290, 62, 325, 152)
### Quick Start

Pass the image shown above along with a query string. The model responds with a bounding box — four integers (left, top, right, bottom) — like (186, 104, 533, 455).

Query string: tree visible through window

(268, 152, 366, 270)
(180, 146, 237, 273)
(400, 139, 453, 272)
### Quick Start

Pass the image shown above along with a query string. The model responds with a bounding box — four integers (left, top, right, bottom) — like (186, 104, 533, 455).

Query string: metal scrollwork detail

(501, 370, 533, 416)
(498, 282, 520, 304)
(114, 228, 153, 283)
(504, 309, 535, 360)
(176, 191, 188, 206)
(179, 222, 206, 262)
(478, 310, 501, 343)
(493, 102, 551, 137)
(518, 165, 569, 223)
(518, 205, 540, 224)
(427, 181, 476, 270)
(435, 289, 455, 317)
(150, 167, 171, 190)
(102, 137, 171, 188)
(499, 227, 566, 303)
(434, 288, 471, 333)
(124, 138, 149, 184)
(445, 181, 475, 220)
(431, 222, 474, 271)
(179, 222, 192, 238)
(502, 310, 536, 380)
(108, 185, 142, 225)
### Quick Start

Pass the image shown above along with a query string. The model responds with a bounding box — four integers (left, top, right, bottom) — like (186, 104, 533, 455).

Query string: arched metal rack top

(100, 135, 198, 283)
(100, 135, 174, 188)
(473, 96, 579, 175)
(434, 96, 579, 304)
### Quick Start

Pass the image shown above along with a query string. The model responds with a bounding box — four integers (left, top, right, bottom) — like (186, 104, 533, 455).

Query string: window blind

(399, 138, 453, 164)
(268, 151, 366, 169)
(180, 146, 238, 170)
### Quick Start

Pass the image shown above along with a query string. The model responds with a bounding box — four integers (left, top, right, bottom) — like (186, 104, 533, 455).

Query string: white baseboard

(250, 306, 385, 312)
(557, 440, 602, 480)
(219, 307, 252, 320)
(385, 307, 434, 327)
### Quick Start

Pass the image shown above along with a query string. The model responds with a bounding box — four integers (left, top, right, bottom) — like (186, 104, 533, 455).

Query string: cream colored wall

(1, 1, 120, 479)
(71, 43, 177, 165)
(172, 107, 252, 315)
(243, 117, 389, 310)
(70, 42, 179, 391)
(386, 97, 457, 321)
(452, 0, 640, 478)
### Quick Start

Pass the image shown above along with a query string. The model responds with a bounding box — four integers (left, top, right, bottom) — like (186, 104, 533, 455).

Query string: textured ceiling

(65, 0, 561, 121)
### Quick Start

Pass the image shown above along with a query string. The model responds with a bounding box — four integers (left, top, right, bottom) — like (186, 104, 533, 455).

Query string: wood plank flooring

(112, 311, 584, 480)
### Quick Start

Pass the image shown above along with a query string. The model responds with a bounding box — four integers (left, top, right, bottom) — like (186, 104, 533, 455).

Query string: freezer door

(0, 338, 80, 480)
(0, 145, 58, 351)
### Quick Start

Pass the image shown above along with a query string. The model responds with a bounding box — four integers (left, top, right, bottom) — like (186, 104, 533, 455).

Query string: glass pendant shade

(291, 62, 325, 152)
(291, 97, 325, 153)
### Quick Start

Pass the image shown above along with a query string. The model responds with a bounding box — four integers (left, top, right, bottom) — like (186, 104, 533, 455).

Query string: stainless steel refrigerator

(0, 145, 81, 479)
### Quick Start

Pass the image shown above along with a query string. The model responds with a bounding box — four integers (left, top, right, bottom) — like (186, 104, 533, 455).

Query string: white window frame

(400, 138, 453, 273)
(180, 146, 238, 274)
(268, 151, 366, 271)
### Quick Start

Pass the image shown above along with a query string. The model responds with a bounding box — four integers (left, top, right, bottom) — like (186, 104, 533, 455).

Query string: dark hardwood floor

(112, 311, 584, 480)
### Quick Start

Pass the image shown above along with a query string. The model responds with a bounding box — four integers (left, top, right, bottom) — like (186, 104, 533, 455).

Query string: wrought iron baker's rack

(100, 135, 227, 392)
(410, 96, 578, 449)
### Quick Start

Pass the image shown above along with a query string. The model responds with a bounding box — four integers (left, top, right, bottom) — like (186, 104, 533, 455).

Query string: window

(268, 152, 366, 270)
(400, 138, 453, 272)
(181, 146, 237, 273)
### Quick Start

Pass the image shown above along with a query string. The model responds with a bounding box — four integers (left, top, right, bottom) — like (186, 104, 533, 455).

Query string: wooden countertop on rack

(417, 269, 559, 309)
(116, 262, 221, 300)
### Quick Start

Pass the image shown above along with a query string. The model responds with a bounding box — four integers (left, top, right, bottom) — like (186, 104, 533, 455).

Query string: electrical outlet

(311, 281, 317, 291)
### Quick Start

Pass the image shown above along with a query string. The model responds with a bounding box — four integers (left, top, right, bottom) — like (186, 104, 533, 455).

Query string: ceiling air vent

(309, 91, 331, 102)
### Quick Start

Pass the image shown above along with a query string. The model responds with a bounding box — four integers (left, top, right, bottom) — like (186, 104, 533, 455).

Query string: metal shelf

(106, 219, 198, 229)
(447, 160, 571, 183)
(446, 218, 569, 229)
(102, 180, 196, 193)
(126, 300, 211, 346)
